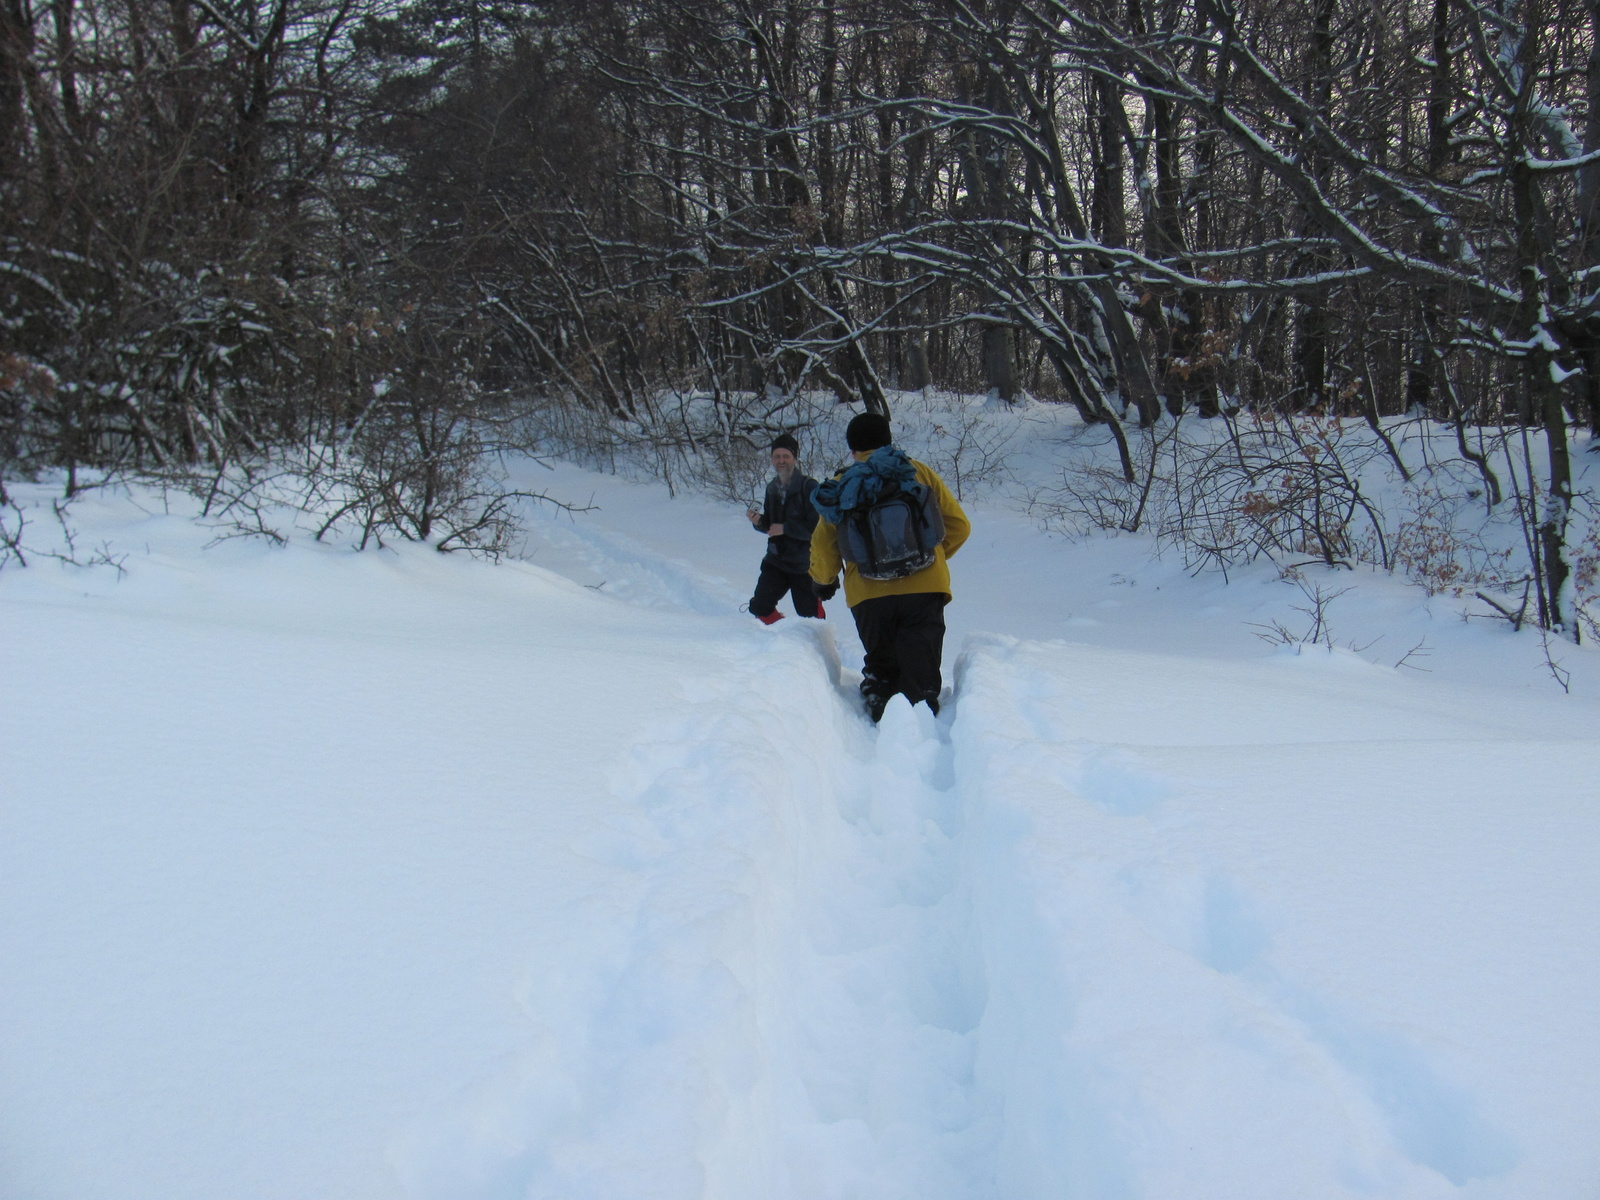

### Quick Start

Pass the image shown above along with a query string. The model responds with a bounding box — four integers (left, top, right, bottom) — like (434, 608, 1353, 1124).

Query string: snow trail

(381, 623, 999, 1200)
(751, 694, 997, 1200)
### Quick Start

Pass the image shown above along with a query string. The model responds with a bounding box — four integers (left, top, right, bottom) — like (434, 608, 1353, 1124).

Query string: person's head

(845, 412, 892, 455)
(770, 433, 799, 477)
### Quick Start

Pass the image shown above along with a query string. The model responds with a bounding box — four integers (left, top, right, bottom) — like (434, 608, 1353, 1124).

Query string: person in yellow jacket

(810, 412, 970, 721)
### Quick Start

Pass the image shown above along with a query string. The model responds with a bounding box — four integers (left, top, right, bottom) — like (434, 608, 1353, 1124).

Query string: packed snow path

(3, 465, 1599, 1200)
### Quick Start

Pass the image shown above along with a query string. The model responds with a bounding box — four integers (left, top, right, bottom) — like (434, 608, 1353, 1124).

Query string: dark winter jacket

(755, 472, 820, 573)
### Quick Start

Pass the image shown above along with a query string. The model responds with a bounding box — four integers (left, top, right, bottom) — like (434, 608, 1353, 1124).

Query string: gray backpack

(837, 479, 946, 580)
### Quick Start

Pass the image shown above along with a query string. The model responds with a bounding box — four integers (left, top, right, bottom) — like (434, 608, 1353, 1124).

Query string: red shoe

(816, 601, 825, 619)
(757, 610, 785, 625)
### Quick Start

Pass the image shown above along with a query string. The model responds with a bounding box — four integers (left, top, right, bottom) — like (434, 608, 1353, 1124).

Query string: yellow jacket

(810, 454, 971, 607)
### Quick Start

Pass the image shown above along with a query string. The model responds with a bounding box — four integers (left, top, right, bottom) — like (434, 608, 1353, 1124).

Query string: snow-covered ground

(4, 409, 1600, 1199)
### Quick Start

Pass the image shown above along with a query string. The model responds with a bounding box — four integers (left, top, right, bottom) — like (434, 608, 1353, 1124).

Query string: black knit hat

(770, 433, 800, 456)
(845, 412, 892, 452)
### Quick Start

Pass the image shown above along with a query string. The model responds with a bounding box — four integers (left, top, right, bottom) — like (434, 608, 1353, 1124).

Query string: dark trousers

(750, 560, 821, 618)
(850, 592, 947, 707)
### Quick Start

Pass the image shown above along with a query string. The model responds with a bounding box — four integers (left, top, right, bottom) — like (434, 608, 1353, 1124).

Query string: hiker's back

(810, 447, 969, 606)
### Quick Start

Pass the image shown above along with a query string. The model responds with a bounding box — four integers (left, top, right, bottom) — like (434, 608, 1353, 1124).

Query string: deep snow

(3, 413, 1599, 1199)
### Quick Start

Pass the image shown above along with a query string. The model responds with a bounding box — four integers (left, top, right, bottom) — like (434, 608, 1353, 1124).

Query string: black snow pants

(850, 592, 947, 711)
(749, 560, 821, 618)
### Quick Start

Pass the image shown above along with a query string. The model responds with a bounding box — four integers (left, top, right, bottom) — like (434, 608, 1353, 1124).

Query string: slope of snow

(3, 428, 1599, 1199)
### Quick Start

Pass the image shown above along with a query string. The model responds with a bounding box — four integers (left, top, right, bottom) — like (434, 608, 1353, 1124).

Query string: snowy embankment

(4, 436, 1600, 1199)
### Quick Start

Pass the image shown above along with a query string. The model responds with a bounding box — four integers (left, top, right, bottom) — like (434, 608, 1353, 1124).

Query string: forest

(4, 0, 1600, 633)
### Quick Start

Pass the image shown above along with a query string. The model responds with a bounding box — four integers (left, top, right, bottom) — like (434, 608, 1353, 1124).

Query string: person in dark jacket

(747, 434, 824, 624)
(810, 413, 969, 720)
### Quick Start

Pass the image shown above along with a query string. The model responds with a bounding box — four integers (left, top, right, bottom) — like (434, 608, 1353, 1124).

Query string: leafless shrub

(1573, 512, 1600, 645)
(1037, 413, 1392, 574)
(530, 388, 840, 506)
(898, 392, 1022, 502)
(1389, 482, 1519, 597)
(0, 482, 26, 569)
(0, 487, 127, 575)
(1393, 638, 1432, 672)
(1248, 576, 1356, 649)
(1540, 626, 1574, 694)
(172, 402, 589, 560)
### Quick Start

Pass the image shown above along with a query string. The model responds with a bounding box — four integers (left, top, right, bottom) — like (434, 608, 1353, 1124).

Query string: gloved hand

(813, 578, 839, 601)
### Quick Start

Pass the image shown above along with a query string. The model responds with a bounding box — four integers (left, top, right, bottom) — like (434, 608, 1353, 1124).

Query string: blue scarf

(812, 446, 922, 524)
